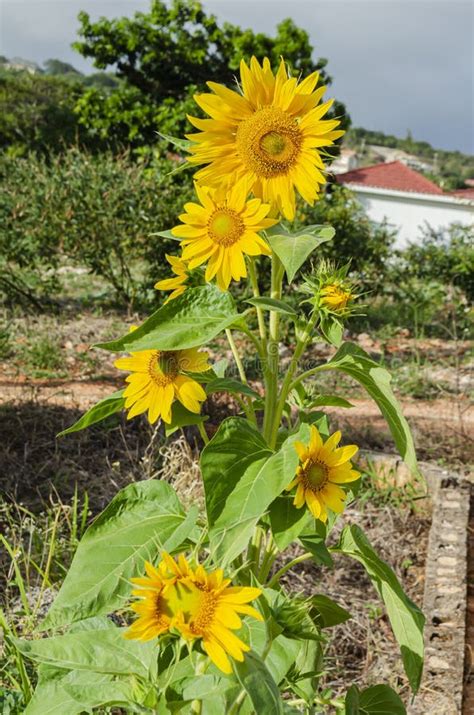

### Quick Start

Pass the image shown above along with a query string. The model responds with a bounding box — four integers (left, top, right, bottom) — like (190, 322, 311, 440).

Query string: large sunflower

(171, 180, 275, 290)
(114, 345, 210, 424)
(187, 56, 344, 220)
(286, 425, 360, 522)
(125, 552, 263, 674)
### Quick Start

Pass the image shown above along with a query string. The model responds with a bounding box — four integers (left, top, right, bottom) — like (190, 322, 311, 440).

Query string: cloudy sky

(1, 0, 473, 153)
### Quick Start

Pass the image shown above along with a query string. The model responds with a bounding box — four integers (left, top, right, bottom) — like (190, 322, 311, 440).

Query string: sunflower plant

(16, 57, 424, 715)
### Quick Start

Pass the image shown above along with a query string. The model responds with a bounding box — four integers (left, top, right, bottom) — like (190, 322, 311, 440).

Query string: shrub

(394, 223, 474, 301)
(0, 149, 194, 307)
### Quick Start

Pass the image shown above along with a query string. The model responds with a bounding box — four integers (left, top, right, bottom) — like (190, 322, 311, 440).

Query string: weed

(21, 335, 63, 376)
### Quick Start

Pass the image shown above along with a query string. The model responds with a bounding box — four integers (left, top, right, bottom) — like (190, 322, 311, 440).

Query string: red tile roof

(449, 188, 474, 200)
(335, 161, 443, 195)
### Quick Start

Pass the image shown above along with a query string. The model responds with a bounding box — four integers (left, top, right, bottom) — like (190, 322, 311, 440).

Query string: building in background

(336, 161, 474, 247)
(329, 148, 359, 174)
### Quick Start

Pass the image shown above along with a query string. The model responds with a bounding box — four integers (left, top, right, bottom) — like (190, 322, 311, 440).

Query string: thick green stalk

(263, 254, 284, 443)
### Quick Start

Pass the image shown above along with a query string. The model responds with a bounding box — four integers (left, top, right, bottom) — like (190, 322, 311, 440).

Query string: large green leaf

(269, 495, 311, 550)
(57, 390, 125, 437)
(41, 481, 197, 630)
(234, 652, 283, 715)
(317, 342, 418, 473)
(201, 418, 310, 564)
(344, 684, 406, 714)
(337, 525, 424, 693)
(96, 285, 240, 352)
(24, 671, 134, 715)
(16, 628, 155, 677)
(267, 225, 335, 282)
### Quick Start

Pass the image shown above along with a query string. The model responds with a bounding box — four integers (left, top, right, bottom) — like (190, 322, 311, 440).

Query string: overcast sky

(1, 0, 473, 153)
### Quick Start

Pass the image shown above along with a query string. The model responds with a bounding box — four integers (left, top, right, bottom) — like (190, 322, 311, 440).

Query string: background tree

(73, 0, 350, 150)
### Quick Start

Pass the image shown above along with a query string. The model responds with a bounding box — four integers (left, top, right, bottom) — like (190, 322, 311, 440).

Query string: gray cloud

(1, 0, 472, 152)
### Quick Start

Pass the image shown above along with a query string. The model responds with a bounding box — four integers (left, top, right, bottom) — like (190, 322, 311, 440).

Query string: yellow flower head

(125, 552, 263, 674)
(287, 426, 360, 522)
(187, 56, 344, 220)
(171, 180, 275, 290)
(320, 283, 354, 312)
(114, 345, 210, 424)
(154, 254, 190, 303)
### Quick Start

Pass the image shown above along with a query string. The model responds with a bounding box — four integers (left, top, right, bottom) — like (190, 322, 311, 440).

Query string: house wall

(350, 188, 474, 248)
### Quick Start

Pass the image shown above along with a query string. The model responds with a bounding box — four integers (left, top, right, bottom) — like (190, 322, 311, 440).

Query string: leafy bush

(0, 149, 193, 307)
(0, 70, 88, 155)
(394, 223, 474, 301)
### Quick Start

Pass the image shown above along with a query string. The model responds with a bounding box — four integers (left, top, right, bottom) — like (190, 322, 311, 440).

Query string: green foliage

(394, 223, 474, 301)
(73, 0, 350, 149)
(337, 525, 425, 693)
(316, 342, 418, 473)
(96, 284, 240, 352)
(0, 149, 193, 305)
(267, 225, 335, 283)
(0, 69, 87, 155)
(201, 419, 310, 564)
(57, 390, 125, 437)
(41, 481, 197, 630)
(344, 683, 406, 714)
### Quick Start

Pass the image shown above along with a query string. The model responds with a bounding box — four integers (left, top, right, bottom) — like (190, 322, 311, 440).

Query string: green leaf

(245, 296, 298, 316)
(41, 481, 197, 630)
(24, 671, 134, 715)
(95, 285, 240, 352)
(337, 525, 424, 693)
(267, 225, 335, 282)
(164, 402, 208, 437)
(269, 495, 312, 550)
(15, 628, 155, 677)
(317, 343, 418, 473)
(308, 394, 354, 409)
(158, 132, 193, 153)
(310, 595, 351, 628)
(57, 390, 125, 437)
(299, 523, 334, 568)
(150, 229, 181, 241)
(205, 378, 259, 399)
(201, 418, 310, 564)
(345, 684, 406, 714)
(234, 651, 283, 715)
(320, 314, 343, 347)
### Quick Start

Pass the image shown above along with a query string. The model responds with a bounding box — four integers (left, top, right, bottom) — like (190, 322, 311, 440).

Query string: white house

(335, 161, 474, 248)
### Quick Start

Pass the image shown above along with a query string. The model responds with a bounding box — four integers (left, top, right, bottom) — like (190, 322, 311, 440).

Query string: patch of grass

(21, 334, 64, 377)
(355, 458, 427, 513)
(0, 491, 89, 710)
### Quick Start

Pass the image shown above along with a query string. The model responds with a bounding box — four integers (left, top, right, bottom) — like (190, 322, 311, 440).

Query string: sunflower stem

(263, 253, 284, 443)
(267, 552, 313, 589)
(197, 421, 210, 445)
(268, 313, 320, 449)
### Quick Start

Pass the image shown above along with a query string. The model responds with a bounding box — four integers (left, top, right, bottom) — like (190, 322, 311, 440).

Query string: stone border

(359, 451, 471, 715)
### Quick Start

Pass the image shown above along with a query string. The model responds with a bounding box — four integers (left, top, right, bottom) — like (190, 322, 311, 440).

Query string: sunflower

(187, 56, 344, 220)
(154, 254, 190, 302)
(114, 345, 210, 424)
(125, 552, 263, 674)
(320, 283, 354, 312)
(171, 180, 275, 290)
(286, 426, 360, 522)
